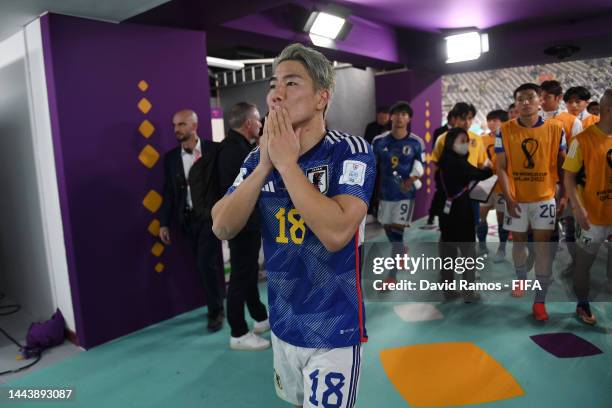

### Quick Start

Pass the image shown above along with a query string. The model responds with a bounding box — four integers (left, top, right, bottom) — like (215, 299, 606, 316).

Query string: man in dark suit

(363, 106, 390, 144)
(218, 102, 270, 351)
(159, 109, 225, 332)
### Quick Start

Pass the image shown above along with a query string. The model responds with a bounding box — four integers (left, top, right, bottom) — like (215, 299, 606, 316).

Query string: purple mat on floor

(530, 332, 603, 358)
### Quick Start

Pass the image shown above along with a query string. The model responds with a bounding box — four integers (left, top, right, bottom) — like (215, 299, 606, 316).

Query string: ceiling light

(309, 12, 345, 39)
(445, 31, 489, 64)
(309, 33, 335, 48)
(206, 57, 245, 70)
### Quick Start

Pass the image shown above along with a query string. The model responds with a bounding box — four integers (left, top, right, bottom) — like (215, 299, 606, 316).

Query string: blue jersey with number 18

(226, 130, 376, 348)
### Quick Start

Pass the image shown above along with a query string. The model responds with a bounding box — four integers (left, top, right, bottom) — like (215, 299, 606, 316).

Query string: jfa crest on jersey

(227, 130, 376, 348)
(307, 165, 329, 194)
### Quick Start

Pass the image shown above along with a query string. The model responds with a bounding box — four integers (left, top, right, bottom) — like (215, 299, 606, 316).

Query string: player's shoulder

(544, 117, 564, 130)
(371, 130, 390, 146)
(326, 129, 371, 155)
(242, 145, 260, 165)
(558, 111, 577, 120)
(408, 132, 425, 148)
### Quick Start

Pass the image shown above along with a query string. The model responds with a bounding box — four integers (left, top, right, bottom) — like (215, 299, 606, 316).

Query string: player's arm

(563, 140, 589, 230)
(279, 166, 367, 252)
(430, 135, 444, 173)
(494, 131, 520, 217)
(556, 130, 568, 215)
(267, 107, 370, 252)
(496, 152, 519, 217)
(212, 124, 273, 240)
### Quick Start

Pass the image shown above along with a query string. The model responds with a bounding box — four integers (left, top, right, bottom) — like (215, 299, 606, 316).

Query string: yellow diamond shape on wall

(425, 131, 431, 143)
(427, 178, 431, 186)
(425, 119, 431, 129)
(143, 190, 162, 213)
(426, 100, 430, 107)
(426, 167, 431, 175)
(426, 109, 430, 117)
(151, 242, 164, 257)
(138, 80, 149, 92)
(139, 120, 155, 138)
(148, 219, 160, 237)
(138, 98, 152, 114)
(427, 188, 431, 193)
(155, 262, 165, 273)
(138, 144, 160, 169)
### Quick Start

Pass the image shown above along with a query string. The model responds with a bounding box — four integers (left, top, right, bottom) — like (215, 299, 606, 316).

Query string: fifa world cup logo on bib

(521, 138, 539, 169)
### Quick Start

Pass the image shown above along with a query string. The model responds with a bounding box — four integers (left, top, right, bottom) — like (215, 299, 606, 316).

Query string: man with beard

(159, 109, 225, 332)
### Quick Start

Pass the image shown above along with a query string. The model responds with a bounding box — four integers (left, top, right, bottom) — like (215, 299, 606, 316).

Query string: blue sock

(516, 265, 528, 280)
(498, 225, 509, 250)
(534, 277, 550, 303)
(477, 221, 488, 243)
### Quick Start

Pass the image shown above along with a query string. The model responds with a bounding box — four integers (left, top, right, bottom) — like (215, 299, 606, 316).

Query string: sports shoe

(253, 318, 270, 334)
(492, 248, 506, 263)
(532, 303, 548, 321)
(230, 332, 271, 351)
(576, 304, 596, 325)
(207, 311, 225, 332)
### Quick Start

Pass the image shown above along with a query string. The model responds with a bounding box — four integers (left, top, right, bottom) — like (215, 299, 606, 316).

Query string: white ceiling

(0, 0, 169, 42)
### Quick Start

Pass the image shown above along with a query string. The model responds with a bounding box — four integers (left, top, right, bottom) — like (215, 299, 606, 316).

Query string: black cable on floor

(0, 292, 42, 375)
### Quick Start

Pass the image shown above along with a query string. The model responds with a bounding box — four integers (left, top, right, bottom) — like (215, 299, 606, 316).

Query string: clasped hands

(257, 105, 301, 174)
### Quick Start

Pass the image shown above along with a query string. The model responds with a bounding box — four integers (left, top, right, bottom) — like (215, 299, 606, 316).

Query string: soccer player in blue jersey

(212, 43, 375, 408)
(372, 101, 425, 284)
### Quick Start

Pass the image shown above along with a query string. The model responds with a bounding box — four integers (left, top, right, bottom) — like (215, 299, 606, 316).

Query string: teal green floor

(3, 218, 612, 407)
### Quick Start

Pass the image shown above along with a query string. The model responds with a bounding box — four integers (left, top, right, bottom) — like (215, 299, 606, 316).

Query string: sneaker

(253, 318, 270, 334)
(532, 303, 548, 321)
(492, 248, 506, 263)
(230, 332, 271, 351)
(207, 311, 225, 332)
(576, 304, 596, 325)
(462, 290, 481, 303)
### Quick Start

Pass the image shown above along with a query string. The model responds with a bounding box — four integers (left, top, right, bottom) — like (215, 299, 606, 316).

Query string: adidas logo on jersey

(262, 181, 275, 193)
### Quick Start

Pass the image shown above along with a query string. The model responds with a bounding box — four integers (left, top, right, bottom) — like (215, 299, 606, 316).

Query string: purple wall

(375, 71, 442, 219)
(41, 13, 212, 348)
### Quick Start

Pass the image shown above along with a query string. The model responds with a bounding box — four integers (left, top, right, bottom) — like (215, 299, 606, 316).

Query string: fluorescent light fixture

(206, 56, 245, 70)
(445, 31, 488, 64)
(309, 33, 335, 48)
(481, 33, 489, 53)
(309, 12, 346, 39)
(236, 58, 275, 64)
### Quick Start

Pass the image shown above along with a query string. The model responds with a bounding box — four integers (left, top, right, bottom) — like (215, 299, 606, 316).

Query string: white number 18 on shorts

(272, 333, 362, 408)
